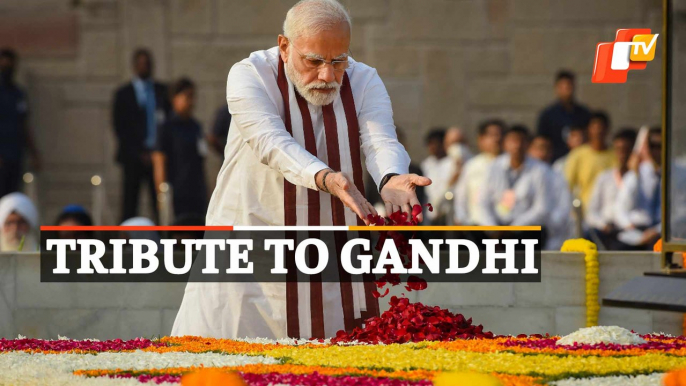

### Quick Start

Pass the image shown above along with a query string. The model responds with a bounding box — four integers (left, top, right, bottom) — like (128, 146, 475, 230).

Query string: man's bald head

(283, 0, 351, 41)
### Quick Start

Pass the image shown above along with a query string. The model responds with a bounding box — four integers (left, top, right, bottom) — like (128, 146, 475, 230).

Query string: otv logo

(592, 29, 659, 83)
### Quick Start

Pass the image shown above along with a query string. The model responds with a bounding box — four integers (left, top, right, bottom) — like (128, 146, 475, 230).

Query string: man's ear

(277, 35, 289, 63)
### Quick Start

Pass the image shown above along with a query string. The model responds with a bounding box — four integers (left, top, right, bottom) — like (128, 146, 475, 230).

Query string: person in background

(55, 204, 94, 240)
(615, 127, 662, 249)
(420, 128, 453, 224)
(537, 70, 591, 162)
(444, 126, 473, 188)
(113, 48, 171, 224)
(480, 125, 552, 234)
(152, 78, 208, 221)
(119, 217, 160, 246)
(0, 192, 39, 252)
(528, 134, 573, 249)
(454, 119, 505, 225)
(208, 102, 232, 158)
(586, 128, 637, 250)
(565, 111, 615, 210)
(0, 48, 41, 198)
(365, 127, 425, 216)
(552, 125, 585, 174)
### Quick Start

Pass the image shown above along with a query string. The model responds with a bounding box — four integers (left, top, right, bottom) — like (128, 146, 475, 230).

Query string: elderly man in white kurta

(172, 0, 430, 339)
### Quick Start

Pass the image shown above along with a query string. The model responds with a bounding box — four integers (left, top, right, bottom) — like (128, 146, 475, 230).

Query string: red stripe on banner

(322, 103, 357, 331)
(278, 56, 300, 338)
(40, 226, 233, 231)
(294, 91, 325, 339)
(341, 74, 380, 320)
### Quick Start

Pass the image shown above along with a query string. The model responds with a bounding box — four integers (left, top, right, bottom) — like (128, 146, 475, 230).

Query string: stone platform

(0, 251, 680, 339)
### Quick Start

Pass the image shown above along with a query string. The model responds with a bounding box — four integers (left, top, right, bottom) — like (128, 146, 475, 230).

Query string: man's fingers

(339, 189, 371, 224)
(402, 203, 411, 217)
(392, 204, 401, 214)
(384, 202, 393, 218)
(411, 175, 432, 186)
(366, 201, 378, 217)
(409, 196, 423, 223)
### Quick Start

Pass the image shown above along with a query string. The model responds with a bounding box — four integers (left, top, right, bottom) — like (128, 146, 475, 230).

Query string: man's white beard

(285, 60, 341, 106)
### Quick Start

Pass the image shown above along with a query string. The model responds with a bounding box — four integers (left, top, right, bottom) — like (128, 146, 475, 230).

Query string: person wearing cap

(54, 204, 94, 240)
(0, 192, 39, 252)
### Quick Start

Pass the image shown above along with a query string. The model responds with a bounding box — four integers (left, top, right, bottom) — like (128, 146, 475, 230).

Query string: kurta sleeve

(356, 69, 410, 189)
(226, 62, 329, 191)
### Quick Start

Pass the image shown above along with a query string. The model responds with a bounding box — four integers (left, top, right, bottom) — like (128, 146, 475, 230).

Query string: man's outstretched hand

(380, 174, 432, 222)
(316, 169, 377, 225)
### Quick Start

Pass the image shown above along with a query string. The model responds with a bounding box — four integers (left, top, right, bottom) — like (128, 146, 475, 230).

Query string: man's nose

(318, 65, 335, 83)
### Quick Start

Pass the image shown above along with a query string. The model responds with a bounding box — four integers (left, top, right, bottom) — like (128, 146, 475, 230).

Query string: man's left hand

(380, 174, 432, 222)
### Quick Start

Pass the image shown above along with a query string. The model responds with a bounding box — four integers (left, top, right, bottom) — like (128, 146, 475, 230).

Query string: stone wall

(0, 0, 664, 223)
(0, 251, 680, 339)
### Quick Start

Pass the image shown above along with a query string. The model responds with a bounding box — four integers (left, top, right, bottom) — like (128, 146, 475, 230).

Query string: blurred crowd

(0, 47, 676, 252)
(368, 71, 668, 252)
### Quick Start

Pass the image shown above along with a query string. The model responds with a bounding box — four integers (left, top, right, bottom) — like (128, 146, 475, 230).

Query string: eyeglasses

(288, 39, 350, 72)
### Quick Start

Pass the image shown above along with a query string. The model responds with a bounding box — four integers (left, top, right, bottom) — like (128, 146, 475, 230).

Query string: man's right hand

(316, 169, 377, 225)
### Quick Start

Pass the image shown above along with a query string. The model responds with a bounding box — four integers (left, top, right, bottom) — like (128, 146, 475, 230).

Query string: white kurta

(171, 47, 409, 339)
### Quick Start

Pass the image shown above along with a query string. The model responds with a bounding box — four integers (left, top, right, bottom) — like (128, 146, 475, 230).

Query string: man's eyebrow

(303, 52, 324, 60)
(303, 52, 349, 60)
(333, 52, 349, 60)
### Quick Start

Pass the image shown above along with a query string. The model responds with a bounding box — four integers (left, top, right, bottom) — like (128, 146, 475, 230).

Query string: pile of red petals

(332, 296, 494, 344)
(0, 337, 160, 352)
(367, 204, 432, 298)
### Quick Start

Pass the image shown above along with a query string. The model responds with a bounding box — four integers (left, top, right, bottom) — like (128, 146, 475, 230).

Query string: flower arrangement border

(561, 239, 600, 327)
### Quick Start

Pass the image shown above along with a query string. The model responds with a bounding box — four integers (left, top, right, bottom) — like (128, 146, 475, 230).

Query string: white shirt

(453, 153, 496, 225)
(421, 155, 456, 221)
(479, 154, 553, 226)
(615, 161, 661, 231)
(586, 168, 623, 230)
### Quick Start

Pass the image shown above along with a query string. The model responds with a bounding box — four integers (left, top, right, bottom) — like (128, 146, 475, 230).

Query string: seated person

(565, 111, 615, 210)
(55, 204, 94, 240)
(585, 129, 636, 250)
(0, 192, 39, 252)
(453, 119, 504, 225)
(528, 134, 573, 249)
(479, 125, 553, 232)
(614, 127, 662, 249)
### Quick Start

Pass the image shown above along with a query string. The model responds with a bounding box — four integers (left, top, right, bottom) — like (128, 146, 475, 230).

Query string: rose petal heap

(332, 296, 494, 344)
(368, 204, 432, 298)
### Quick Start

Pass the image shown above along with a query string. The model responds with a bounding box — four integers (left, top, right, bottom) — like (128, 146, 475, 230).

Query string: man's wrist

(378, 173, 399, 192)
(315, 168, 335, 192)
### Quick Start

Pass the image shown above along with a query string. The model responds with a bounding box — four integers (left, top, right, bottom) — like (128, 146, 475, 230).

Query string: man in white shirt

(615, 127, 662, 249)
(586, 129, 636, 249)
(528, 134, 573, 249)
(420, 128, 453, 223)
(172, 0, 430, 340)
(453, 119, 504, 225)
(479, 125, 553, 229)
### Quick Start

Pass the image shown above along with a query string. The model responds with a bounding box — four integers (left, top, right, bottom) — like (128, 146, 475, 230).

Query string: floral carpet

(2, 323, 685, 385)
